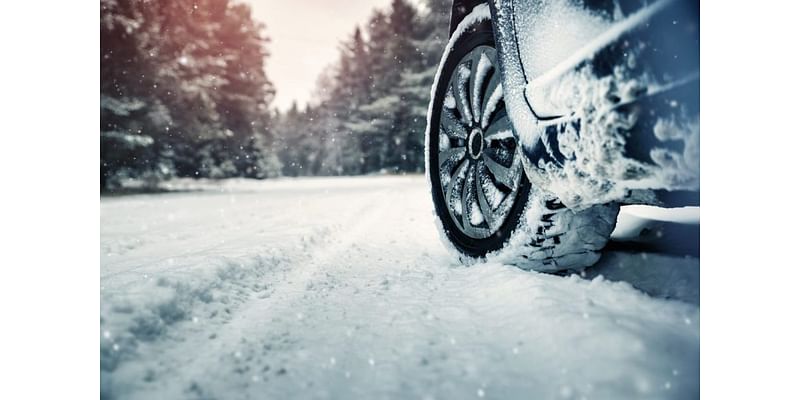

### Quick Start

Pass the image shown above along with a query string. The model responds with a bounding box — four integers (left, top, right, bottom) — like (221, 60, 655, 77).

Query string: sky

(240, 0, 395, 111)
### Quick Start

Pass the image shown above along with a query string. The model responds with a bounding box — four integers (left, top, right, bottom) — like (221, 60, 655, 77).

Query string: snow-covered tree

(101, 0, 279, 190)
(273, 0, 447, 176)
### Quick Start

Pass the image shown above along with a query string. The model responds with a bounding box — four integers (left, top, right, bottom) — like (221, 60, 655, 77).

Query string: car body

(448, 0, 699, 209)
(424, 0, 699, 270)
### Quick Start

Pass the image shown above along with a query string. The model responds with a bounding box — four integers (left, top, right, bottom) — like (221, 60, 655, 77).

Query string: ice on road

(100, 176, 699, 400)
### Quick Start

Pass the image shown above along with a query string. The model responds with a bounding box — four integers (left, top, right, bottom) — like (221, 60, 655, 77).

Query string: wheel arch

(449, 0, 496, 36)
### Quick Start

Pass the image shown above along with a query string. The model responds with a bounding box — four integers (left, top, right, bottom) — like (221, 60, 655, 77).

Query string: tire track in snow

(104, 186, 401, 399)
(101, 177, 698, 400)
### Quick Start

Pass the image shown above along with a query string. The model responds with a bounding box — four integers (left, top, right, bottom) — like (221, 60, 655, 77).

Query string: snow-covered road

(100, 176, 699, 400)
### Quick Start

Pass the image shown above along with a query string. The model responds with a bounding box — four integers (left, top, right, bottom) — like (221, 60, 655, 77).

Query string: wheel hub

(468, 128, 484, 159)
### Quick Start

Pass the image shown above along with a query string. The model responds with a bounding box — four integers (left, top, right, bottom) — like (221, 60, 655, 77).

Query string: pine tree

(101, 0, 164, 189)
(273, 0, 451, 176)
(101, 0, 279, 190)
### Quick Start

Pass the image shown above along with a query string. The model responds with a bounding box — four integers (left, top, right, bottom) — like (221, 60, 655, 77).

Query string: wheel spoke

(439, 146, 465, 168)
(461, 164, 475, 232)
(481, 73, 502, 130)
(445, 158, 468, 210)
(483, 152, 515, 189)
(445, 156, 469, 197)
(440, 107, 467, 139)
(484, 114, 513, 141)
(475, 162, 495, 228)
(452, 64, 473, 124)
(470, 49, 490, 125)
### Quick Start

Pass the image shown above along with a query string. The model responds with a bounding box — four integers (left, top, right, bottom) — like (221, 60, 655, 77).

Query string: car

(425, 0, 699, 272)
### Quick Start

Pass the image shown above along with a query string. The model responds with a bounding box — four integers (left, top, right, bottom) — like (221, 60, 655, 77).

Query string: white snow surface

(101, 176, 699, 399)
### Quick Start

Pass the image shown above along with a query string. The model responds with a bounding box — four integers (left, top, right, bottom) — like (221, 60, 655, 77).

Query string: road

(100, 175, 699, 400)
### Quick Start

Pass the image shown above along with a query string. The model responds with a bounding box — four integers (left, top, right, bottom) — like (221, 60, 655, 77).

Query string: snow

(620, 205, 700, 224)
(514, 0, 614, 80)
(101, 176, 698, 399)
(443, 89, 456, 109)
(479, 170, 505, 209)
(526, 64, 700, 209)
(101, 131, 154, 148)
(612, 205, 699, 241)
(455, 63, 473, 123)
(471, 51, 494, 123)
(480, 82, 503, 130)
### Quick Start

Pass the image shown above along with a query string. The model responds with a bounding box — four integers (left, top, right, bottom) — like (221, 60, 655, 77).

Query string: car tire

(425, 4, 619, 272)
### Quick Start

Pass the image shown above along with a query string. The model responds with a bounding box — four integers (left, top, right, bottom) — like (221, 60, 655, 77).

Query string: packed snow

(101, 176, 698, 399)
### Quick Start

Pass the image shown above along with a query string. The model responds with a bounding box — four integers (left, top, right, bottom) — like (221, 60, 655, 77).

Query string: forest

(101, 0, 451, 190)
